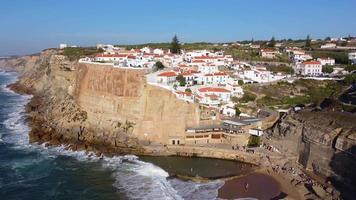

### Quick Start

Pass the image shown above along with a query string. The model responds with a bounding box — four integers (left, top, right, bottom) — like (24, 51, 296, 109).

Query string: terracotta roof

(198, 87, 231, 93)
(158, 71, 177, 77)
(204, 72, 227, 76)
(303, 61, 321, 65)
(95, 54, 127, 58)
(192, 60, 205, 63)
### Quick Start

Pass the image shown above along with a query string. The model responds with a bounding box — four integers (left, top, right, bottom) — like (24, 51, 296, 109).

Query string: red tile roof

(158, 71, 177, 77)
(192, 60, 205, 63)
(198, 87, 231, 93)
(303, 61, 321, 65)
(204, 72, 227, 76)
(95, 54, 127, 58)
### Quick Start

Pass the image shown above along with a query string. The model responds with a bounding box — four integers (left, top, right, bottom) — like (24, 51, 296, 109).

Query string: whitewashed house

(198, 64, 219, 74)
(196, 87, 232, 106)
(196, 72, 228, 85)
(294, 61, 322, 76)
(220, 103, 237, 117)
(260, 49, 279, 59)
(157, 71, 177, 85)
(317, 57, 335, 66)
(321, 43, 336, 49)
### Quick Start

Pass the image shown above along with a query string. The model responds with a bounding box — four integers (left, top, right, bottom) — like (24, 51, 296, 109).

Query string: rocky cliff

(270, 110, 356, 199)
(3, 50, 200, 155)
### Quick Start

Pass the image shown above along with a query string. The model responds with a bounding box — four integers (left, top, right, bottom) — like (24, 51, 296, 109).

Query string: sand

(218, 169, 303, 200)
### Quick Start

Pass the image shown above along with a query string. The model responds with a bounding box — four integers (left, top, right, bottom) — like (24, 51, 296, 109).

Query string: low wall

(144, 145, 261, 165)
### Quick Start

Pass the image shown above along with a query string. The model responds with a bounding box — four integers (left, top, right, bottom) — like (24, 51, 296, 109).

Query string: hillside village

(70, 36, 356, 149)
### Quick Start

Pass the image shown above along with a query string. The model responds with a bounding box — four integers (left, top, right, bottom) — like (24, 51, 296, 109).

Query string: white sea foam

(0, 71, 222, 200)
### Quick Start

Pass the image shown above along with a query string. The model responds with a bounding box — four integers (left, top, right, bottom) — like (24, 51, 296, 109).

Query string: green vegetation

(246, 80, 343, 108)
(344, 74, 356, 85)
(345, 65, 356, 72)
(176, 74, 186, 86)
(305, 35, 311, 48)
(234, 104, 241, 116)
(308, 50, 349, 64)
(155, 61, 165, 70)
(62, 47, 103, 61)
(233, 91, 257, 103)
(238, 80, 244, 85)
(247, 135, 261, 147)
(268, 36, 276, 48)
(170, 35, 181, 54)
(322, 65, 334, 74)
(185, 88, 192, 93)
(266, 65, 294, 74)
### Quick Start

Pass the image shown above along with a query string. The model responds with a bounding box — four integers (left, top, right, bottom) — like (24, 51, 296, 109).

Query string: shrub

(239, 91, 257, 103)
(62, 47, 103, 61)
(247, 135, 261, 147)
(322, 65, 334, 74)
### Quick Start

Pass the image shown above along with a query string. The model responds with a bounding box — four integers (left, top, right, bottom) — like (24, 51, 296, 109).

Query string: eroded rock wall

(75, 63, 200, 144)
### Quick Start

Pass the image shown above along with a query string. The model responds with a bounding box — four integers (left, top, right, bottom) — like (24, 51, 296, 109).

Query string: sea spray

(0, 70, 228, 200)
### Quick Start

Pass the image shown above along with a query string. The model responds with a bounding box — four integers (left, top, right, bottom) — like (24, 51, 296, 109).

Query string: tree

(170, 34, 181, 54)
(325, 36, 331, 41)
(268, 36, 276, 47)
(344, 74, 356, 85)
(185, 88, 192, 93)
(155, 61, 165, 70)
(322, 65, 334, 74)
(176, 74, 186, 86)
(234, 104, 241, 117)
(238, 80, 244, 85)
(345, 65, 356, 72)
(305, 35, 311, 48)
(247, 135, 261, 147)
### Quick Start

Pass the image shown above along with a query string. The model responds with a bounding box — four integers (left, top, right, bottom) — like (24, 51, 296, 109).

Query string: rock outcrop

(3, 50, 200, 155)
(270, 110, 356, 199)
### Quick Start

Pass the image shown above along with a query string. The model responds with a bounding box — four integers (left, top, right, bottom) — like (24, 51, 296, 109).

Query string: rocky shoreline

(2, 50, 355, 199)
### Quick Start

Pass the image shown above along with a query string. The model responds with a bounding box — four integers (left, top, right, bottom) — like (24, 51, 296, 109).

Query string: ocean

(0, 70, 230, 200)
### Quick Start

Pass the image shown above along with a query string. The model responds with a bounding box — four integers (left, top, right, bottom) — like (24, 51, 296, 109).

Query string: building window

(172, 140, 175, 145)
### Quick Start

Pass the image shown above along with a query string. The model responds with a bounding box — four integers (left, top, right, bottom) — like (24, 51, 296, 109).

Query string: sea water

(0, 70, 226, 200)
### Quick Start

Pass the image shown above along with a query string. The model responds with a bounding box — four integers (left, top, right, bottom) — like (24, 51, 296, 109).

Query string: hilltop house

(317, 57, 335, 66)
(197, 72, 229, 85)
(260, 49, 279, 59)
(157, 71, 177, 85)
(348, 52, 356, 65)
(321, 43, 337, 49)
(294, 61, 322, 76)
(195, 87, 231, 106)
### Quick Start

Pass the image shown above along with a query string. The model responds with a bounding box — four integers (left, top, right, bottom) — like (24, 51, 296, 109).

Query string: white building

(157, 71, 177, 85)
(195, 87, 232, 106)
(260, 49, 279, 59)
(220, 103, 237, 117)
(198, 64, 219, 74)
(242, 68, 285, 83)
(95, 54, 128, 62)
(226, 79, 244, 97)
(294, 61, 322, 76)
(349, 52, 356, 65)
(59, 44, 67, 49)
(249, 128, 264, 137)
(321, 43, 337, 49)
(197, 72, 228, 85)
(317, 57, 335, 66)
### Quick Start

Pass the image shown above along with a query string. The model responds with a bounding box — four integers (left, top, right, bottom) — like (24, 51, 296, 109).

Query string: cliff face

(2, 50, 200, 155)
(74, 63, 200, 144)
(271, 110, 356, 199)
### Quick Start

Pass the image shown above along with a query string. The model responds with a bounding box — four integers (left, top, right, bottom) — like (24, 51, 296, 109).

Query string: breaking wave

(0, 70, 222, 199)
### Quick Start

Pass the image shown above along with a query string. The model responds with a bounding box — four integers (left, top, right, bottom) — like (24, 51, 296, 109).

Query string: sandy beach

(218, 169, 303, 200)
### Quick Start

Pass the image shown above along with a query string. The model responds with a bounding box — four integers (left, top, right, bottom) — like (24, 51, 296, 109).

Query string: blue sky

(0, 0, 355, 55)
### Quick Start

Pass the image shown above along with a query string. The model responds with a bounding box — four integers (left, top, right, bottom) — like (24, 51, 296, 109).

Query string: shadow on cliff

(328, 145, 356, 200)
